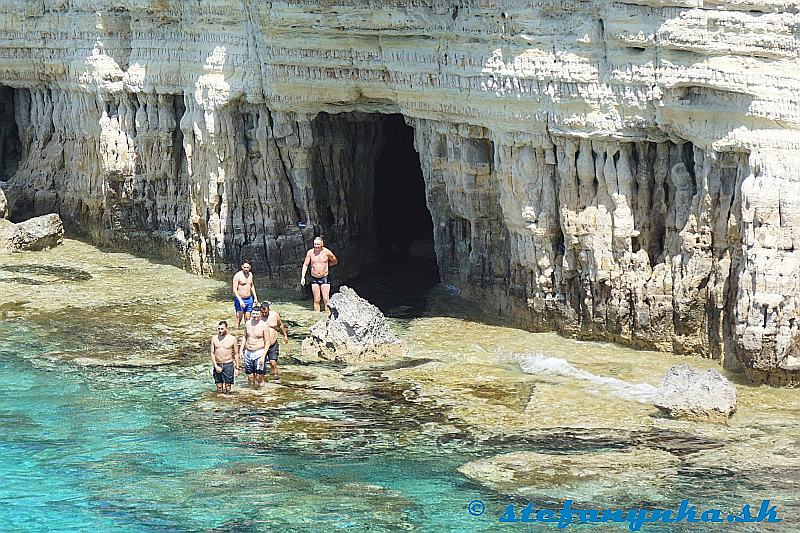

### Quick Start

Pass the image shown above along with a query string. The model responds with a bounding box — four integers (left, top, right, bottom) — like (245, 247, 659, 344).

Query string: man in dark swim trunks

(300, 236, 338, 312)
(260, 301, 288, 380)
(210, 321, 239, 394)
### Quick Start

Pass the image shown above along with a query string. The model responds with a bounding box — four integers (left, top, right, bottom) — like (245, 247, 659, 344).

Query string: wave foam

(515, 353, 658, 404)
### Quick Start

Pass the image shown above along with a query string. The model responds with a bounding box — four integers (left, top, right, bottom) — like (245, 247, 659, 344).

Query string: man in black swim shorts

(260, 301, 289, 380)
(300, 236, 338, 312)
(210, 321, 239, 394)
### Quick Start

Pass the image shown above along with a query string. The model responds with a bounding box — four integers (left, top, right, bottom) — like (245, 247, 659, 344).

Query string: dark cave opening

(348, 113, 439, 316)
(0, 85, 22, 181)
(372, 115, 434, 263)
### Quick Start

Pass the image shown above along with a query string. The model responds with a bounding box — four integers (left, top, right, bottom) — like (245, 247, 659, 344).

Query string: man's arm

(259, 324, 268, 369)
(327, 248, 338, 266)
(251, 277, 258, 303)
(210, 337, 220, 372)
(277, 313, 289, 343)
(239, 328, 247, 357)
(300, 250, 311, 285)
(233, 337, 241, 374)
(232, 273, 243, 305)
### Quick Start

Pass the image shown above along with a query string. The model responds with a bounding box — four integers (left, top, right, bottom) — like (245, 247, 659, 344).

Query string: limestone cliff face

(0, 0, 798, 384)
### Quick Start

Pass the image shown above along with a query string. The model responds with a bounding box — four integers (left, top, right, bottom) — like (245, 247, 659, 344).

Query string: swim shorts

(266, 341, 279, 361)
(213, 361, 235, 384)
(243, 348, 266, 374)
(310, 275, 329, 285)
(234, 295, 254, 313)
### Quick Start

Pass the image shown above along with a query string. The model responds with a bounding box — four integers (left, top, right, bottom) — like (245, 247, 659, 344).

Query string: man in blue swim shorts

(232, 260, 259, 328)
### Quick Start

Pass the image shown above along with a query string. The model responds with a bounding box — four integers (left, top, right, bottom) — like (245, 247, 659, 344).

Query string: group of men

(209, 236, 338, 393)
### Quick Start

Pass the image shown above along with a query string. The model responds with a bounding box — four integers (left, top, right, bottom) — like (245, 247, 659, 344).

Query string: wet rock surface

(301, 286, 406, 364)
(654, 364, 737, 423)
(0, 213, 63, 252)
(459, 449, 679, 505)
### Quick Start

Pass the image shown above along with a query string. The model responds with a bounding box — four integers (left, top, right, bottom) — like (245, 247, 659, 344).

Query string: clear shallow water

(1, 241, 799, 532)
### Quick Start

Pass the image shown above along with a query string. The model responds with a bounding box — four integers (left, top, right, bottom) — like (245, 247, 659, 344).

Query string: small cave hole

(0, 85, 23, 181)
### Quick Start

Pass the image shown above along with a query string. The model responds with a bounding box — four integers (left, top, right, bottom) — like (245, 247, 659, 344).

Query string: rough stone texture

(0, 186, 7, 219)
(654, 364, 738, 422)
(0, 1, 798, 383)
(301, 286, 406, 363)
(459, 449, 679, 505)
(0, 213, 64, 252)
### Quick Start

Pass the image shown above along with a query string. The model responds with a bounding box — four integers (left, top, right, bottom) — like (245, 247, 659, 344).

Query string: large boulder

(0, 213, 64, 253)
(653, 364, 737, 422)
(301, 286, 406, 363)
(0, 186, 8, 219)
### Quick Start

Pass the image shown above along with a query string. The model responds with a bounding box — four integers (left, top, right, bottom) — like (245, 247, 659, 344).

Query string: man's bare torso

(234, 271, 254, 298)
(309, 248, 332, 277)
(263, 310, 280, 331)
(211, 334, 237, 364)
(244, 319, 277, 350)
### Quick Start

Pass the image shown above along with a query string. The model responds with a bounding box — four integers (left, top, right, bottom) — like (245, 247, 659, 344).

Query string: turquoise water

(0, 322, 494, 531)
(1, 241, 798, 532)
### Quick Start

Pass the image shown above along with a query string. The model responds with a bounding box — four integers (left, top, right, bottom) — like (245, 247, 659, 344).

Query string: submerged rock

(654, 364, 737, 422)
(301, 286, 406, 363)
(459, 449, 678, 505)
(0, 213, 64, 253)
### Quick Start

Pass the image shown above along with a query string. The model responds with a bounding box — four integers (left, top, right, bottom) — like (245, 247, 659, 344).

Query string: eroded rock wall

(0, 0, 798, 383)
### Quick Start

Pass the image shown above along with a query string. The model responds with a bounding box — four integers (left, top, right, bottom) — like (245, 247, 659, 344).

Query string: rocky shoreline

(1, 2, 799, 384)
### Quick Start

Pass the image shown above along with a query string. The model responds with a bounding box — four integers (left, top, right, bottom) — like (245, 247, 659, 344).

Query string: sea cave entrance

(310, 112, 438, 316)
(0, 85, 23, 182)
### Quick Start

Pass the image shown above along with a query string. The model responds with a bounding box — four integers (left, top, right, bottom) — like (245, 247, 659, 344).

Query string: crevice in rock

(0, 85, 23, 181)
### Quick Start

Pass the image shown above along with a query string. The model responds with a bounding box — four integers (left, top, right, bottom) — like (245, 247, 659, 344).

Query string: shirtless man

(260, 301, 289, 380)
(300, 236, 338, 312)
(239, 308, 277, 389)
(210, 321, 239, 394)
(232, 261, 259, 328)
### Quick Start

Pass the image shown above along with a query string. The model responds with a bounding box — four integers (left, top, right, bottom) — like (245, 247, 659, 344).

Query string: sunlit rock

(0, 213, 63, 252)
(0, 1, 799, 384)
(301, 286, 406, 364)
(0, 187, 8, 219)
(654, 364, 737, 423)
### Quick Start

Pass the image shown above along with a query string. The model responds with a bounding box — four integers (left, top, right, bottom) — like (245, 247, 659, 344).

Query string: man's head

(241, 261, 252, 273)
(260, 301, 271, 312)
(313, 237, 324, 251)
(250, 308, 261, 321)
(217, 320, 228, 335)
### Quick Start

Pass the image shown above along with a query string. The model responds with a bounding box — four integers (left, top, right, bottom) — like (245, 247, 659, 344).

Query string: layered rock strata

(0, 1, 798, 383)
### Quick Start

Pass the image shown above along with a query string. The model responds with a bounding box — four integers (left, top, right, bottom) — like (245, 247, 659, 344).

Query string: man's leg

(216, 383, 223, 393)
(321, 283, 331, 312)
(235, 311, 243, 328)
(269, 359, 279, 379)
(311, 283, 321, 312)
(223, 364, 234, 394)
